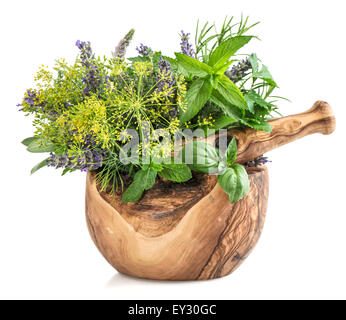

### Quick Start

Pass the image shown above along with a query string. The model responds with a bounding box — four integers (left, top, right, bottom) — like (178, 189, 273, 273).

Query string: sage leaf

(27, 139, 55, 153)
(22, 137, 38, 147)
(30, 158, 49, 175)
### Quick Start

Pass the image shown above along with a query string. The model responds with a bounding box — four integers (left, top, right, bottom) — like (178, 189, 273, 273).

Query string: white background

(0, 0, 345, 300)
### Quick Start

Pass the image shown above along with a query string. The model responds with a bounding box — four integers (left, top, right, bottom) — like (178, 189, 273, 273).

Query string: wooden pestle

(226, 101, 336, 163)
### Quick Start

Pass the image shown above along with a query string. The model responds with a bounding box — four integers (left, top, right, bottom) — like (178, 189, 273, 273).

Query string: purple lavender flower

(156, 57, 177, 117)
(180, 31, 195, 57)
(75, 40, 101, 95)
(136, 43, 151, 57)
(225, 57, 252, 83)
(244, 155, 271, 168)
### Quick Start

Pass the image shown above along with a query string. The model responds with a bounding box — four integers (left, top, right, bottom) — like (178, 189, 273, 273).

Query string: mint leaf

(180, 78, 213, 124)
(30, 158, 49, 175)
(245, 90, 272, 109)
(248, 53, 259, 73)
(210, 90, 244, 119)
(175, 53, 213, 77)
(208, 36, 253, 69)
(159, 163, 192, 183)
(241, 118, 272, 133)
(212, 116, 237, 130)
(226, 138, 237, 166)
(135, 168, 157, 190)
(122, 180, 145, 202)
(216, 74, 247, 109)
(122, 168, 157, 202)
(253, 65, 277, 87)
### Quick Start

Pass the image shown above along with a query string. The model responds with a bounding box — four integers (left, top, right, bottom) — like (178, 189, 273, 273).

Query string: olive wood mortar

(85, 101, 335, 280)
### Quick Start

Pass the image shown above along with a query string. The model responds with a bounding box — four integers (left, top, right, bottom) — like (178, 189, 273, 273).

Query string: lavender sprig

(75, 40, 101, 95)
(180, 31, 195, 57)
(225, 57, 252, 83)
(136, 43, 151, 57)
(244, 155, 271, 168)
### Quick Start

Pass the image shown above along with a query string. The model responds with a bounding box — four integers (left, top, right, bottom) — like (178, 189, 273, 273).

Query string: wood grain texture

(214, 101, 336, 164)
(85, 166, 269, 281)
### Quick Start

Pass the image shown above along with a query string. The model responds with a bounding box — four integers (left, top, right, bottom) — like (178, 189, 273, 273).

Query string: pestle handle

(230, 101, 336, 164)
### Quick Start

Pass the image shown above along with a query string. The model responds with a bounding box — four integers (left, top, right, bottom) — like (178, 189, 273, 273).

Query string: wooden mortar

(85, 101, 335, 280)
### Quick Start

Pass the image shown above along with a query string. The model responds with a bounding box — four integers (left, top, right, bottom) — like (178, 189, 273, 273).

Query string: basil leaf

(183, 141, 220, 174)
(159, 163, 192, 183)
(216, 75, 247, 109)
(180, 78, 213, 124)
(218, 164, 250, 204)
(22, 137, 38, 147)
(226, 138, 237, 166)
(253, 65, 277, 87)
(27, 139, 55, 153)
(30, 158, 49, 175)
(208, 36, 253, 69)
(175, 53, 213, 77)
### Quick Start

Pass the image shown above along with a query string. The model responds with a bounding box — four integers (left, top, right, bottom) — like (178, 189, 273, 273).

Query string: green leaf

(248, 53, 259, 73)
(127, 56, 150, 63)
(253, 65, 277, 87)
(175, 53, 213, 77)
(226, 138, 237, 166)
(245, 90, 271, 109)
(208, 36, 253, 69)
(30, 158, 49, 175)
(210, 90, 244, 119)
(241, 118, 272, 133)
(135, 168, 157, 191)
(22, 137, 38, 147)
(180, 78, 213, 124)
(27, 139, 55, 153)
(121, 168, 158, 202)
(159, 163, 192, 183)
(212, 116, 237, 130)
(182, 140, 220, 174)
(216, 74, 247, 109)
(122, 180, 145, 202)
(218, 164, 250, 204)
(244, 94, 255, 113)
